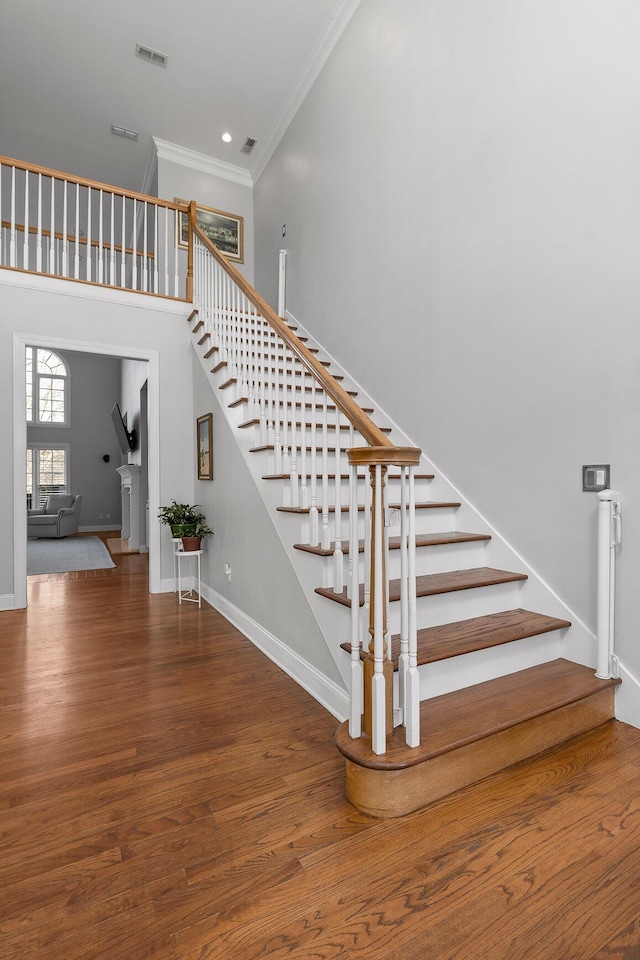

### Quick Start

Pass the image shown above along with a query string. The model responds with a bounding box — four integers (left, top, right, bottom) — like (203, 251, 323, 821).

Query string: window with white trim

(26, 444, 69, 509)
(26, 347, 69, 425)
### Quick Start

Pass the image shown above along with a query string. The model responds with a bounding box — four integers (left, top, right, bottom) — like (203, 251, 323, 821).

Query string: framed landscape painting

(176, 199, 244, 263)
(197, 413, 213, 481)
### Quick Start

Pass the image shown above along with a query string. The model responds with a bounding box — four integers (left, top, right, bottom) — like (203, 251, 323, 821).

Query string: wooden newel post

(362, 462, 393, 743)
(186, 200, 196, 303)
(348, 445, 421, 755)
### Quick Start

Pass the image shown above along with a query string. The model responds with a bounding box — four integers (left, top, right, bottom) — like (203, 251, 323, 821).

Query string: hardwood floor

(2, 553, 640, 958)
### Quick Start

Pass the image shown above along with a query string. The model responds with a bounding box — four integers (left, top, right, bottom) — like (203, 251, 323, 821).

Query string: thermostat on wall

(583, 464, 610, 492)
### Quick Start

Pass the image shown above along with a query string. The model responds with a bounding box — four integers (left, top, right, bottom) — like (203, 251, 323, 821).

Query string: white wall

(0, 273, 193, 606)
(254, 0, 640, 679)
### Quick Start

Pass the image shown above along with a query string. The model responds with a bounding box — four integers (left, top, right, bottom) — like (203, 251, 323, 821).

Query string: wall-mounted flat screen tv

(111, 402, 137, 454)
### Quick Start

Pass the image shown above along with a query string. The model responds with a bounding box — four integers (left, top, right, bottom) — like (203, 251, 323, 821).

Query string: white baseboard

(201, 582, 349, 722)
(615, 661, 640, 730)
(0, 594, 17, 610)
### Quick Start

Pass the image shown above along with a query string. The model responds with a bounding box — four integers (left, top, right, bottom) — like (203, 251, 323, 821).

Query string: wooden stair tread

(317, 566, 527, 606)
(279, 500, 460, 516)
(339, 608, 570, 665)
(297, 530, 489, 556)
(263, 472, 434, 481)
(239, 419, 391, 433)
(335, 659, 620, 771)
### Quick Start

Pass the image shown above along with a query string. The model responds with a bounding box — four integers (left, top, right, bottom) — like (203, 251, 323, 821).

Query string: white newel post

(596, 489, 621, 680)
(116, 464, 141, 552)
(278, 249, 287, 317)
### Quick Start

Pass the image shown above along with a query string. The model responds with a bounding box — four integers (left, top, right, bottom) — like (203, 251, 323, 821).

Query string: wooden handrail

(0, 153, 189, 212)
(1, 220, 155, 260)
(193, 223, 411, 452)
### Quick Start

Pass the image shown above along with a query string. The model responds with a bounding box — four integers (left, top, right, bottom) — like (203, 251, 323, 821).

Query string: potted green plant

(158, 501, 212, 550)
(181, 519, 213, 552)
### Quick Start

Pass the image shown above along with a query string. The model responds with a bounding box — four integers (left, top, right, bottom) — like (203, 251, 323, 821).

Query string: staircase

(188, 230, 620, 818)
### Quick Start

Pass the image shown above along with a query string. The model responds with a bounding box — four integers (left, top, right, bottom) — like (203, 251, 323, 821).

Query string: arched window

(26, 347, 69, 425)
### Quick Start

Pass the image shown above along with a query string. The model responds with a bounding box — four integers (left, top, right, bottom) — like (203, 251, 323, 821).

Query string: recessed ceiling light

(221, 132, 232, 143)
(111, 124, 139, 141)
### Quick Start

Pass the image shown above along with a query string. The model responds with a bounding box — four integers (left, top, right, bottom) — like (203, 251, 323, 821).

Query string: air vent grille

(241, 137, 257, 155)
(136, 43, 168, 68)
(111, 124, 139, 141)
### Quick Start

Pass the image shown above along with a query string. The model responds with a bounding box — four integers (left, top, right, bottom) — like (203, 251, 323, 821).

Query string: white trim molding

(153, 137, 254, 188)
(0, 267, 189, 316)
(615, 661, 640, 730)
(0, 594, 16, 611)
(202, 582, 349, 722)
(252, 0, 362, 181)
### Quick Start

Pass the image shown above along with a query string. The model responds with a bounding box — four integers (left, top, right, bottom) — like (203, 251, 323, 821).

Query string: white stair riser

(416, 631, 564, 700)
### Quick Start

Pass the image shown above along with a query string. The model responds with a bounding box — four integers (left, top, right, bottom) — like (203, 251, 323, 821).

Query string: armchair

(27, 494, 83, 539)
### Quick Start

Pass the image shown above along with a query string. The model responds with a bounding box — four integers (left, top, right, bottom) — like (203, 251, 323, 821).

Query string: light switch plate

(583, 464, 610, 492)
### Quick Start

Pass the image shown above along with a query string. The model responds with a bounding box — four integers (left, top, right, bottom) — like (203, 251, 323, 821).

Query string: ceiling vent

(135, 43, 168, 68)
(241, 137, 257, 155)
(111, 124, 139, 142)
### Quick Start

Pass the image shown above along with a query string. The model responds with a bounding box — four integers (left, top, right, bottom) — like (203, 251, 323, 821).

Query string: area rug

(27, 536, 116, 575)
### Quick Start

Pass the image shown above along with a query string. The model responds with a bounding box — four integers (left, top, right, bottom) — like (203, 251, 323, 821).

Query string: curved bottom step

(335, 659, 620, 818)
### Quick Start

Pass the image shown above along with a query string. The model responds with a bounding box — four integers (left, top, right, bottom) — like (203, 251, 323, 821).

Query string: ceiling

(0, 0, 357, 193)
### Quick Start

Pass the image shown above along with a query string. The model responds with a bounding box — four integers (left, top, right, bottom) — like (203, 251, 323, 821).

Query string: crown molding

(153, 137, 253, 188)
(252, 0, 362, 182)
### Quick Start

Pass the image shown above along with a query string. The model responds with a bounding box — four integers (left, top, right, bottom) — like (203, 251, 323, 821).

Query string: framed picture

(197, 413, 213, 480)
(175, 199, 244, 263)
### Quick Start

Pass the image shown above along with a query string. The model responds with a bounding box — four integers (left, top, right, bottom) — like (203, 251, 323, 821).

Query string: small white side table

(175, 547, 203, 607)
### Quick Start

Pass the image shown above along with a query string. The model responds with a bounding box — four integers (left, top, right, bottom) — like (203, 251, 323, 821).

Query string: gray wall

(157, 158, 255, 285)
(254, 0, 640, 678)
(27, 348, 123, 528)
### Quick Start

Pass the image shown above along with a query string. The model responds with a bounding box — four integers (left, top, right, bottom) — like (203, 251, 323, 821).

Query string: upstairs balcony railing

(0, 155, 190, 300)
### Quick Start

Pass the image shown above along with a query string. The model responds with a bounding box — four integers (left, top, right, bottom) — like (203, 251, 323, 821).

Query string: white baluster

(61, 180, 68, 277)
(299, 368, 308, 509)
(73, 183, 80, 278)
(281, 337, 289, 478)
(333, 408, 344, 593)
(97, 188, 103, 283)
(321, 391, 330, 551)
(273, 327, 282, 476)
(153, 203, 159, 293)
(142, 201, 148, 292)
(173, 207, 180, 297)
(371, 463, 387, 755)
(110, 193, 115, 285)
(48, 173, 55, 275)
(163, 206, 169, 296)
(36, 173, 43, 273)
(308, 377, 319, 546)
(23, 168, 29, 269)
(120, 195, 127, 288)
(290, 355, 299, 508)
(349, 456, 363, 738)
(86, 187, 92, 282)
(10, 166, 17, 268)
(398, 465, 409, 717)
(405, 464, 420, 747)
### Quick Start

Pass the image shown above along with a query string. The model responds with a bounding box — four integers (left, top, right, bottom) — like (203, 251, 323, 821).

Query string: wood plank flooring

(2, 551, 640, 958)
